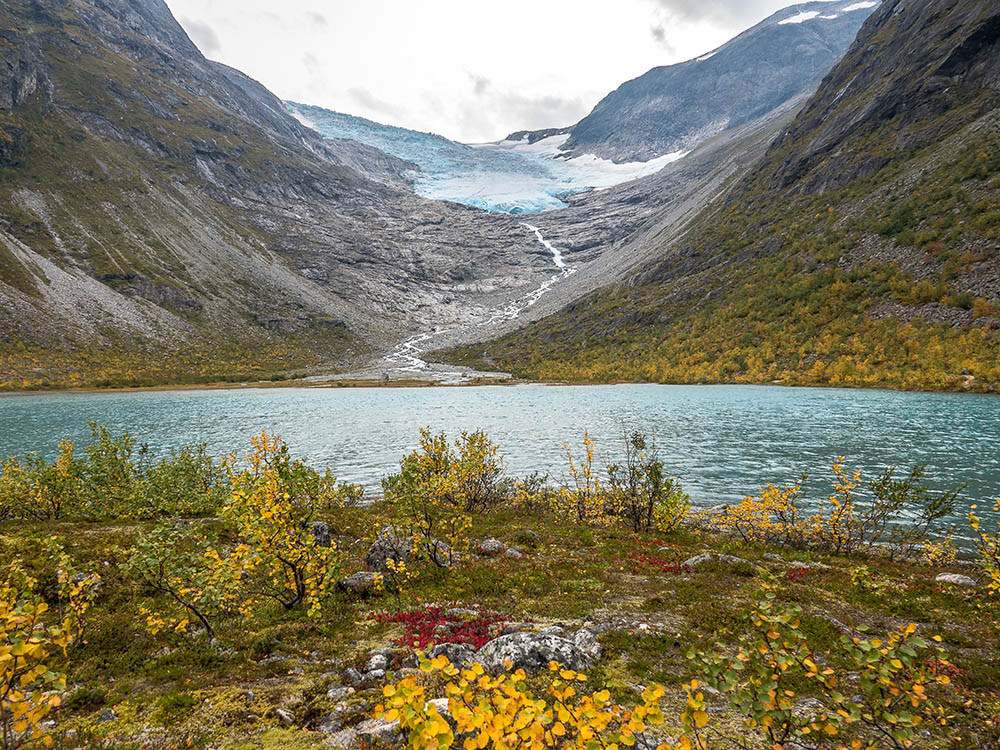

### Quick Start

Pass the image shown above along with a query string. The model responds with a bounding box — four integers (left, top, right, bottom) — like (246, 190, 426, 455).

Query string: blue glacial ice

(287, 102, 684, 214)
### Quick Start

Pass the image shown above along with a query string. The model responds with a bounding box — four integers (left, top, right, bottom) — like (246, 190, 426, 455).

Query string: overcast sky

(165, 0, 798, 143)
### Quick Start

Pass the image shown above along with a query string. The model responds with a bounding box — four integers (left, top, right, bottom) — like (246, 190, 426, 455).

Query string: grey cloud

(181, 17, 222, 57)
(470, 74, 491, 96)
(306, 11, 329, 29)
(646, 0, 787, 26)
(454, 89, 592, 142)
(347, 87, 406, 121)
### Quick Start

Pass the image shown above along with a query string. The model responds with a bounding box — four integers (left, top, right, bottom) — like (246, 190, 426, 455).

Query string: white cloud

(165, 0, 804, 142)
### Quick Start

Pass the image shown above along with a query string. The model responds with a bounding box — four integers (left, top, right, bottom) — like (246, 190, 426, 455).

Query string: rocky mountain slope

(445, 0, 1000, 392)
(0, 0, 570, 388)
(520, 0, 879, 163)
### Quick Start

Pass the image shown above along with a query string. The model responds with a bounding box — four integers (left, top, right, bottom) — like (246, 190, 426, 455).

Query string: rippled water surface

(1, 384, 998, 526)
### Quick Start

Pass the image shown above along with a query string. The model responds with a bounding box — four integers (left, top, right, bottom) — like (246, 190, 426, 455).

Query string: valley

(2, 2, 1000, 748)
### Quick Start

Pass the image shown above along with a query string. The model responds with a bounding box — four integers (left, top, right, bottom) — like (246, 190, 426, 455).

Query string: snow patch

(696, 50, 718, 61)
(841, 1, 877, 12)
(779, 10, 820, 24)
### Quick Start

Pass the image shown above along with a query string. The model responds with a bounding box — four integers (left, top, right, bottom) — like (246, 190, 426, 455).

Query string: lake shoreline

(0, 374, 995, 398)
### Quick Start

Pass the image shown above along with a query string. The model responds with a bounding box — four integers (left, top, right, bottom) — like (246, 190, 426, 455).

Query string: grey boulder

(935, 573, 976, 587)
(475, 632, 594, 673)
(366, 526, 412, 572)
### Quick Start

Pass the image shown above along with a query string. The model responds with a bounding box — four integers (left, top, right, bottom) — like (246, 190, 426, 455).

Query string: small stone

(366, 526, 412, 572)
(355, 717, 401, 744)
(310, 521, 331, 547)
(505, 547, 524, 559)
(682, 552, 751, 568)
(317, 712, 342, 734)
(500, 622, 532, 635)
(429, 642, 476, 668)
(446, 607, 478, 618)
(539, 625, 566, 638)
(326, 686, 353, 701)
(366, 653, 389, 672)
(763, 553, 784, 562)
(96, 709, 116, 724)
(275, 708, 294, 726)
(343, 667, 363, 685)
(336, 571, 381, 596)
(477, 538, 507, 557)
(935, 572, 976, 587)
(327, 728, 358, 748)
(364, 669, 386, 683)
(572, 628, 602, 660)
(793, 697, 826, 720)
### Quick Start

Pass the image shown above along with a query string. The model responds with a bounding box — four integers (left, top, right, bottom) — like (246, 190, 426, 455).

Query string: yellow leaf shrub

(714, 460, 962, 558)
(1, 564, 72, 749)
(375, 656, 673, 750)
(969, 501, 1000, 591)
(680, 581, 953, 749)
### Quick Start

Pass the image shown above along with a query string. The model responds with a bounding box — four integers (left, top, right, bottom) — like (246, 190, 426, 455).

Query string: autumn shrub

(374, 655, 670, 749)
(552, 433, 608, 526)
(382, 428, 508, 569)
(712, 478, 809, 547)
(0, 424, 229, 521)
(714, 460, 962, 559)
(0, 440, 82, 521)
(384, 428, 508, 513)
(127, 431, 354, 638)
(222, 431, 346, 614)
(969, 500, 1000, 592)
(0, 563, 75, 749)
(125, 522, 235, 641)
(679, 580, 953, 750)
(607, 430, 690, 533)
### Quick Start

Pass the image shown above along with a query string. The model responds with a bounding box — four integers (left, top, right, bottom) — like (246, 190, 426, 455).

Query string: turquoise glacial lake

(1, 384, 997, 532)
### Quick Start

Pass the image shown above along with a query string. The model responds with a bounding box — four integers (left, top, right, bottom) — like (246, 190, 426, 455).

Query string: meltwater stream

(383, 224, 575, 380)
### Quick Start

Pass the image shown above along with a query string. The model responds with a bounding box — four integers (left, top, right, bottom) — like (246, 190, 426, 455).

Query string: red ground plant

(374, 604, 509, 649)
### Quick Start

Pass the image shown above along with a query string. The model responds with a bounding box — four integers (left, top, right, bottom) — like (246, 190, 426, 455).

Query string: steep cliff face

(0, 0, 543, 387)
(556, 1, 879, 163)
(763, 0, 1000, 193)
(446, 0, 1000, 393)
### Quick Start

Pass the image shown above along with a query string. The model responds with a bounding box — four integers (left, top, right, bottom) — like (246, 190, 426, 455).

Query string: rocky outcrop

(767, 0, 1000, 193)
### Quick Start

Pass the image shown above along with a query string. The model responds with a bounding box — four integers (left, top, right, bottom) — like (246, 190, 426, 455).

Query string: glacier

(287, 102, 684, 214)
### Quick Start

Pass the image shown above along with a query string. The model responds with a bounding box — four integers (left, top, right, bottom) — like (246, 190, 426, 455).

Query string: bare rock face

(768, 0, 1000, 193)
(0, 32, 51, 111)
(475, 632, 594, 674)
